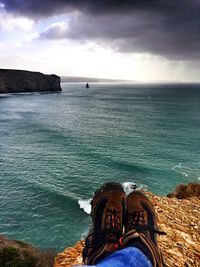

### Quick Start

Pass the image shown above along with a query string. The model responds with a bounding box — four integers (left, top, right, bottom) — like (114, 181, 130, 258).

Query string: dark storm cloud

(1, 0, 200, 60)
(0, 0, 176, 17)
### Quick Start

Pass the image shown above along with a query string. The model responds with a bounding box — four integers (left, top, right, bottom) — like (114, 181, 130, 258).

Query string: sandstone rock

(167, 183, 200, 199)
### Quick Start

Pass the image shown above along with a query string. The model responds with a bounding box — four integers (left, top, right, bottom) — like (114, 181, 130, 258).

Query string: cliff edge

(1, 184, 199, 266)
(55, 183, 200, 267)
(0, 69, 62, 93)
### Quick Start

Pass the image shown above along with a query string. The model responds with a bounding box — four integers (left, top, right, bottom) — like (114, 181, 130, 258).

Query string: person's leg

(96, 247, 152, 267)
(82, 182, 126, 265)
(122, 191, 165, 267)
(75, 247, 152, 267)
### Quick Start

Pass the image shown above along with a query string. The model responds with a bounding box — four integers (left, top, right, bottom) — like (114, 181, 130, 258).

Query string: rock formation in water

(0, 69, 62, 93)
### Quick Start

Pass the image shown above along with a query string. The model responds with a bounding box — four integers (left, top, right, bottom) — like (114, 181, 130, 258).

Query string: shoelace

(134, 225, 166, 235)
(128, 211, 145, 228)
(85, 228, 121, 248)
(106, 208, 121, 230)
(128, 211, 166, 235)
(83, 208, 122, 257)
(82, 228, 122, 258)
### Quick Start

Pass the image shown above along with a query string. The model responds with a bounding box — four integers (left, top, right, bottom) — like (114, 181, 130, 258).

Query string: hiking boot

(122, 191, 165, 267)
(82, 182, 126, 265)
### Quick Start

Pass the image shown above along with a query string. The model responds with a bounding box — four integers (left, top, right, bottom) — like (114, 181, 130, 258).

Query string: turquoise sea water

(0, 83, 200, 251)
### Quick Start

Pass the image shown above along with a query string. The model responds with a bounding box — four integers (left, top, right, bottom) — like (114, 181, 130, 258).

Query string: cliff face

(55, 183, 200, 267)
(1, 184, 199, 267)
(0, 69, 62, 93)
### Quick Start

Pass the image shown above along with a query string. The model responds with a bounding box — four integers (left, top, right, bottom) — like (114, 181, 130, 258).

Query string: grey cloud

(0, 1, 179, 17)
(39, 8, 200, 60)
(1, 0, 200, 60)
(40, 22, 69, 39)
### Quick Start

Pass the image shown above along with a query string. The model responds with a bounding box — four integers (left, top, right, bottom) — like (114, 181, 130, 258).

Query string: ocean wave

(172, 162, 200, 180)
(78, 181, 148, 214)
(172, 163, 188, 177)
(122, 181, 148, 195)
(81, 227, 90, 240)
(78, 199, 92, 215)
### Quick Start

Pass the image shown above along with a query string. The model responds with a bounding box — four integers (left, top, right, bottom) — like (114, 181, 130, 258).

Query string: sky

(0, 0, 200, 82)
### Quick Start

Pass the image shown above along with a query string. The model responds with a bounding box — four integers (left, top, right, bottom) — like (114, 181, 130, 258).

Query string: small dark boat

(85, 83, 89, 88)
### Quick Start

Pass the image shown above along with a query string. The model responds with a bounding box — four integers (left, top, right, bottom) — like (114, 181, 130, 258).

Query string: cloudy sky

(0, 0, 200, 81)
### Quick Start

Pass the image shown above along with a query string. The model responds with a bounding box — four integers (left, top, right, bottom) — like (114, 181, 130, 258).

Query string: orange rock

(167, 183, 200, 199)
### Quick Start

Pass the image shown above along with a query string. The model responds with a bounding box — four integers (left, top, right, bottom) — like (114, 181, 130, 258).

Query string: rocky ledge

(0, 69, 62, 93)
(55, 183, 200, 267)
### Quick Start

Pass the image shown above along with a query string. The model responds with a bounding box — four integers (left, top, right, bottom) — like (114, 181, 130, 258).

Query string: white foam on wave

(172, 162, 200, 180)
(122, 181, 148, 195)
(78, 199, 92, 214)
(172, 163, 188, 177)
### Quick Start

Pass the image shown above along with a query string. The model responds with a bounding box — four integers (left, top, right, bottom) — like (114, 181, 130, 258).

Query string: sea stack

(0, 69, 62, 93)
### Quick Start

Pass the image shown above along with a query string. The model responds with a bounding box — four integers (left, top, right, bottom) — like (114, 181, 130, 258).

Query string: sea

(0, 83, 200, 251)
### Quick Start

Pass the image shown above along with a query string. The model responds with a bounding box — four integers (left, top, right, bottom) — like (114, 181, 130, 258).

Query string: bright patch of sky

(0, 7, 199, 82)
(0, 2, 4, 9)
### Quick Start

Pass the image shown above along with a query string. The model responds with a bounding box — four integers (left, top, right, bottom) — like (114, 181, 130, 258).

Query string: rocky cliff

(1, 184, 199, 267)
(55, 183, 200, 267)
(0, 69, 62, 93)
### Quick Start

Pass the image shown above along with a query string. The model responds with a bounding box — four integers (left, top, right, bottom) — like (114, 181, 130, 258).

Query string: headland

(0, 69, 62, 93)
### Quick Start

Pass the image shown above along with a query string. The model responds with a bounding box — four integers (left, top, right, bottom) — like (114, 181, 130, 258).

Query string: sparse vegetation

(0, 236, 56, 267)
(0, 247, 36, 267)
(14, 240, 29, 248)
